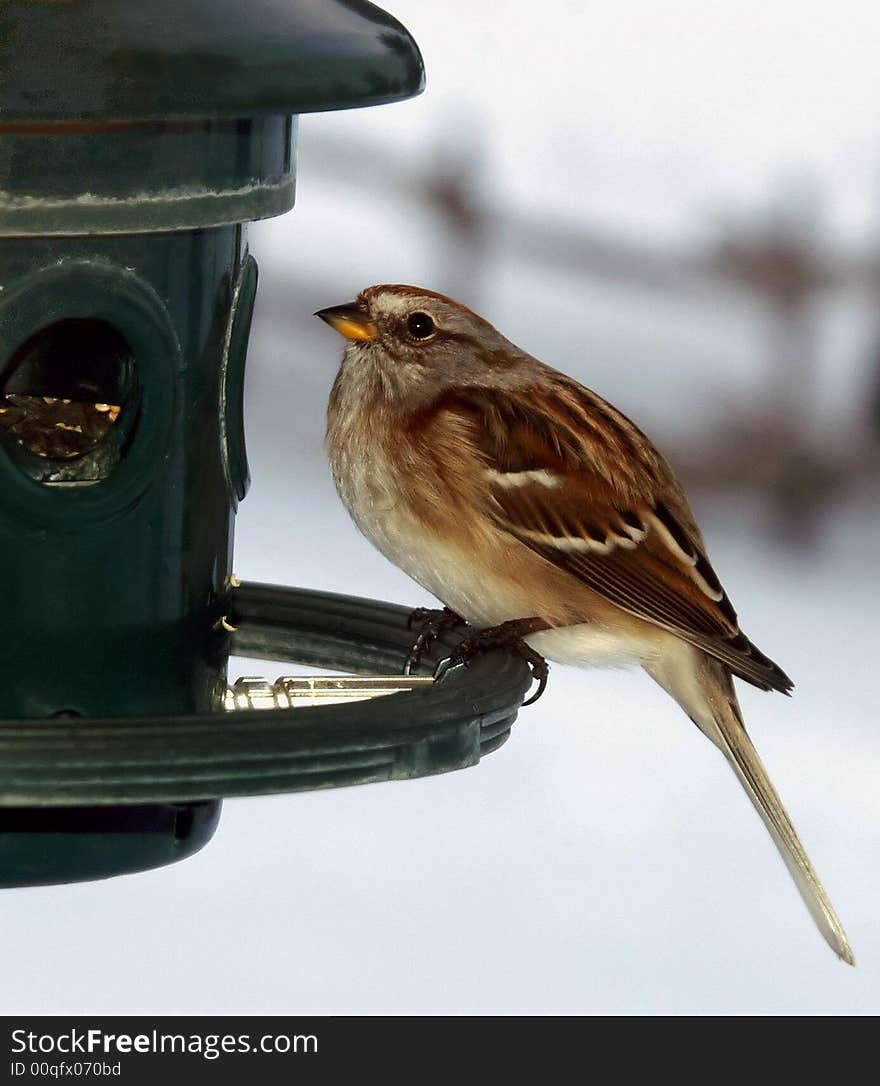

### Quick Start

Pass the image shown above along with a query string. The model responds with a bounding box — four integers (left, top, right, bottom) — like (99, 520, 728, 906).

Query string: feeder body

(0, 227, 252, 718)
(0, 0, 425, 884)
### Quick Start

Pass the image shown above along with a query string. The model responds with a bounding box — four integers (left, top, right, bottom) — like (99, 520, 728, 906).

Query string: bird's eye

(406, 311, 436, 340)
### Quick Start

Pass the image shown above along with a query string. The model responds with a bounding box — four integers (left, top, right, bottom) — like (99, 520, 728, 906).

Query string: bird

(316, 283, 853, 964)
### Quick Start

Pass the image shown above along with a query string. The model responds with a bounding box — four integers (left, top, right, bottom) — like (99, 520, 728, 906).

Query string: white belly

(525, 623, 659, 669)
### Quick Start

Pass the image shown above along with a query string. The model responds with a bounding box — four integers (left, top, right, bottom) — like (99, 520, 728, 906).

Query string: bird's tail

(645, 647, 854, 965)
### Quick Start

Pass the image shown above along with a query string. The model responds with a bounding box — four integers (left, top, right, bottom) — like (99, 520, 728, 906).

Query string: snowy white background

(4, 0, 880, 1015)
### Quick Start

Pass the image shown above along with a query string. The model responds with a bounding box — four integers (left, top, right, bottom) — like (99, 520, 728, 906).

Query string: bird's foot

(404, 606, 470, 675)
(433, 617, 551, 706)
(518, 643, 551, 707)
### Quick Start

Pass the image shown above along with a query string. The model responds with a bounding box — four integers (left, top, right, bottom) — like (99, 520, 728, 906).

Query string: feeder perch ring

(0, 583, 534, 807)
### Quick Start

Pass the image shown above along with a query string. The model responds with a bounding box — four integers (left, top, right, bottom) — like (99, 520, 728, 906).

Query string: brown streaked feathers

(410, 380, 792, 694)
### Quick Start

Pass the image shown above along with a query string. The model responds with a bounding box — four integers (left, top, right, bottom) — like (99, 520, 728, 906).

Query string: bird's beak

(314, 302, 378, 342)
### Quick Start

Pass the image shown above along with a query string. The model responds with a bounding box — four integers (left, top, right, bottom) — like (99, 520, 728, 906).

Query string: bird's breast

(328, 423, 577, 630)
(325, 384, 657, 651)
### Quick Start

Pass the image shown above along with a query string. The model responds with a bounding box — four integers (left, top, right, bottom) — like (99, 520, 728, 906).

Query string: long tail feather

(645, 648, 854, 964)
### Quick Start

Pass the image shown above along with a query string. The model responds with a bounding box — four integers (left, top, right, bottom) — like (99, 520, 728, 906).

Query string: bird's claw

(404, 606, 469, 675)
(431, 617, 550, 706)
(519, 647, 549, 706)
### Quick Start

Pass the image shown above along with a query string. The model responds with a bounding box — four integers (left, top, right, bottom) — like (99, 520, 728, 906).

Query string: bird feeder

(0, 0, 532, 886)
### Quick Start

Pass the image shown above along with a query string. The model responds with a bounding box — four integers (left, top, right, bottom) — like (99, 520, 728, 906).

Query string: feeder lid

(0, 0, 424, 124)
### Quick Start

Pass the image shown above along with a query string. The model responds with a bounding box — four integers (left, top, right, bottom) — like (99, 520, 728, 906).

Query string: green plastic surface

(0, 117, 297, 234)
(0, 1, 424, 123)
(0, 584, 533, 805)
(0, 803, 222, 888)
(0, 230, 246, 719)
(0, 0, 425, 234)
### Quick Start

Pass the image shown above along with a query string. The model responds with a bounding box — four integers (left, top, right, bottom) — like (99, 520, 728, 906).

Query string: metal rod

(224, 674, 435, 712)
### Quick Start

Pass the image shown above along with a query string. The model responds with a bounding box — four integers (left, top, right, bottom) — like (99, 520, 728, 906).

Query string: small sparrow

(316, 284, 853, 964)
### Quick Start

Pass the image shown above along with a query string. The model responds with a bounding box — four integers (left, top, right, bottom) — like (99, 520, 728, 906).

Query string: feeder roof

(0, 0, 425, 123)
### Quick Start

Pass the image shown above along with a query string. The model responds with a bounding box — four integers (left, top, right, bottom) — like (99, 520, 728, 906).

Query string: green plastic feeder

(0, 0, 532, 887)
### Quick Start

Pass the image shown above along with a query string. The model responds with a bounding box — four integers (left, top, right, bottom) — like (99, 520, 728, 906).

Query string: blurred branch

(302, 130, 880, 298)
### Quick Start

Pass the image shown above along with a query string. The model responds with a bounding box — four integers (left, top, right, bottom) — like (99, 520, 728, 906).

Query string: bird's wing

(428, 381, 792, 693)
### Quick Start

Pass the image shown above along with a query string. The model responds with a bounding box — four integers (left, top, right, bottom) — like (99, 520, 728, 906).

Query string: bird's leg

(404, 605, 470, 675)
(434, 617, 551, 706)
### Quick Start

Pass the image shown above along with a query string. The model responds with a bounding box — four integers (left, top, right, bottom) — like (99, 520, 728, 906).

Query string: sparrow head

(316, 285, 525, 407)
